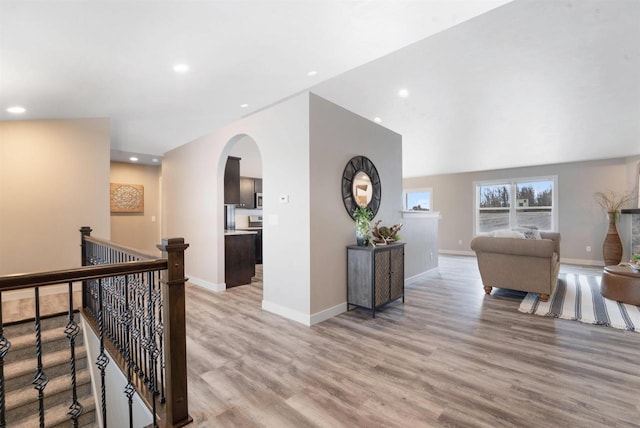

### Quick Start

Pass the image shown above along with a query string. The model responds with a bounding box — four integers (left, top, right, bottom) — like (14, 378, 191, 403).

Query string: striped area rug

(518, 273, 640, 332)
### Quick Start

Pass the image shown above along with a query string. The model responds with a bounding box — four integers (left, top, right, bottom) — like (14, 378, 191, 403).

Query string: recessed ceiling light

(240, 103, 249, 108)
(374, 117, 382, 123)
(6, 106, 26, 114)
(398, 89, 409, 98)
(173, 63, 190, 73)
(307, 70, 318, 76)
(129, 157, 139, 162)
(152, 158, 159, 163)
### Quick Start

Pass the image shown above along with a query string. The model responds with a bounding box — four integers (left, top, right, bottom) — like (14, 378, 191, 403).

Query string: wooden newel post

(157, 238, 192, 427)
(79, 226, 92, 310)
(79, 226, 92, 267)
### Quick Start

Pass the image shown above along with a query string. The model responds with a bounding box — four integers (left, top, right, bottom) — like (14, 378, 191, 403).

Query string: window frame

(403, 187, 433, 212)
(473, 175, 558, 235)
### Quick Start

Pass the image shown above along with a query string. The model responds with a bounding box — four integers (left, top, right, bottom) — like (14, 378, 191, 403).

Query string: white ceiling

(1, 0, 638, 177)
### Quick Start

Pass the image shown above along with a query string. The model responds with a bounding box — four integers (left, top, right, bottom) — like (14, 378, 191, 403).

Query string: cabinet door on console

(389, 246, 405, 301)
(374, 250, 392, 307)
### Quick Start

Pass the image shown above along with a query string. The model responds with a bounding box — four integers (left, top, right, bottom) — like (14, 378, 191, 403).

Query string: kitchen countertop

(224, 229, 258, 236)
(236, 227, 263, 230)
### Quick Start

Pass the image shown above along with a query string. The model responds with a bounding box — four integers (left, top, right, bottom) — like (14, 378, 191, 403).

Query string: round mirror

(352, 172, 372, 207)
(342, 156, 381, 219)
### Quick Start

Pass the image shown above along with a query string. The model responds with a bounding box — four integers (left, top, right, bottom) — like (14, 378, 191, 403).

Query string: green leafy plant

(353, 207, 373, 244)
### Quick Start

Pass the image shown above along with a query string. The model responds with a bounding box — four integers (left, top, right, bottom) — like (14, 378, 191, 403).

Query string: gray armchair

(470, 232, 561, 302)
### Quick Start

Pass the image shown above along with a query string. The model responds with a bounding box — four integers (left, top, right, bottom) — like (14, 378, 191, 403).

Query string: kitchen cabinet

(254, 229, 263, 264)
(347, 242, 405, 317)
(239, 176, 263, 209)
(225, 231, 256, 287)
(224, 156, 241, 205)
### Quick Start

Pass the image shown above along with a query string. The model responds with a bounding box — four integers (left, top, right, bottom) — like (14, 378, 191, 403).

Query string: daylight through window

(404, 189, 432, 211)
(475, 177, 557, 234)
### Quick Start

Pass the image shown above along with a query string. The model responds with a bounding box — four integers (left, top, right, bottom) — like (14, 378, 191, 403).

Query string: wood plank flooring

(184, 256, 640, 427)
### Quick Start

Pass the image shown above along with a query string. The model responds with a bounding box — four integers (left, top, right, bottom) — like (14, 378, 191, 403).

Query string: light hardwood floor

(184, 256, 640, 427)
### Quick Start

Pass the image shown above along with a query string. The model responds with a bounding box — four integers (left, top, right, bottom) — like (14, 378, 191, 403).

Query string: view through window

(475, 177, 556, 233)
(404, 189, 432, 211)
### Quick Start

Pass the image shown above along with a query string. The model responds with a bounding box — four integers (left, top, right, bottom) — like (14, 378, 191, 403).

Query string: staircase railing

(0, 227, 191, 428)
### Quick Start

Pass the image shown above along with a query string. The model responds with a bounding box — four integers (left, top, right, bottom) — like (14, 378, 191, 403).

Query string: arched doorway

(220, 135, 264, 295)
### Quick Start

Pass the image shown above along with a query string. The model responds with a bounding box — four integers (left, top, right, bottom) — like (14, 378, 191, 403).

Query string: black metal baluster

(156, 270, 166, 403)
(32, 287, 49, 427)
(96, 279, 109, 427)
(147, 271, 158, 428)
(123, 275, 135, 428)
(0, 292, 11, 428)
(65, 282, 82, 427)
(142, 274, 150, 386)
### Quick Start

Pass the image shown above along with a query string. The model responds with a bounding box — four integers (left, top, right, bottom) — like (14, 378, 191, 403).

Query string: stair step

(3, 314, 76, 337)
(5, 368, 92, 422)
(5, 346, 88, 393)
(4, 320, 85, 364)
(13, 394, 97, 428)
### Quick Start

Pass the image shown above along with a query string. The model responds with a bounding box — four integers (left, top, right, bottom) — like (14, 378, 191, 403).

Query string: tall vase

(603, 211, 623, 266)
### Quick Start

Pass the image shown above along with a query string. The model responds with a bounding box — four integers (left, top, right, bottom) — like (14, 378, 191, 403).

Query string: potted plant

(353, 206, 373, 246)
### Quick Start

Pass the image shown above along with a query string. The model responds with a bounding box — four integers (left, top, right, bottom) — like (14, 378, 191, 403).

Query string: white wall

(229, 136, 262, 178)
(162, 92, 406, 325)
(401, 212, 439, 281)
(0, 118, 111, 275)
(308, 94, 403, 320)
(162, 92, 311, 320)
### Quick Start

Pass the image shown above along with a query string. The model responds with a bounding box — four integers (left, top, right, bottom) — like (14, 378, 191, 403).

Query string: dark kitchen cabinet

(239, 176, 263, 209)
(224, 156, 241, 205)
(225, 232, 256, 287)
(239, 177, 254, 208)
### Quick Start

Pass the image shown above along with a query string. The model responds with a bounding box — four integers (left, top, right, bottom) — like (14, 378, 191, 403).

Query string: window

(404, 188, 432, 211)
(475, 176, 557, 234)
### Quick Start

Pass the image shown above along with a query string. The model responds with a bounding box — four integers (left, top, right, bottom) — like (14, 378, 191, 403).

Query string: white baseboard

(439, 249, 475, 257)
(310, 302, 347, 325)
(3, 282, 82, 302)
(262, 300, 347, 326)
(262, 299, 311, 326)
(187, 274, 226, 292)
(561, 258, 605, 267)
(405, 268, 439, 287)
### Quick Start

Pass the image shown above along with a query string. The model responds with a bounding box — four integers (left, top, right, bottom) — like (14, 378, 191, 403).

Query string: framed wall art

(110, 183, 144, 213)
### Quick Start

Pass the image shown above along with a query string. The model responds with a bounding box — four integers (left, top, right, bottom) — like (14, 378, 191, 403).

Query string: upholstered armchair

(470, 232, 561, 302)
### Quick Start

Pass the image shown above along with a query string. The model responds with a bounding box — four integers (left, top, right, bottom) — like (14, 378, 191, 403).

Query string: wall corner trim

(187, 275, 226, 292)
(262, 299, 312, 326)
(310, 302, 347, 325)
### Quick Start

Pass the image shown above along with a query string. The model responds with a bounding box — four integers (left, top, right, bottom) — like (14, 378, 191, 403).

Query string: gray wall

(404, 156, 640, 265)
(309, 94, 403, 317)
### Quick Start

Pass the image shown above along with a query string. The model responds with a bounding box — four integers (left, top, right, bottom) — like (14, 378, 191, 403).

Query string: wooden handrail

(0, 259, 167, 291)
(84, 235, 159, 261)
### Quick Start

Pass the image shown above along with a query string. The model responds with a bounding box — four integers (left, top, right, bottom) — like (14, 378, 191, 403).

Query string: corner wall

(0, 118, 110, 275)
(309, 94, 403, 320)
(161, 92, 311, 321)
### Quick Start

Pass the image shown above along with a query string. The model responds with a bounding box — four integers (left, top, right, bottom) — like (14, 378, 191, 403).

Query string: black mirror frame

(341, 155, 381, 220)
